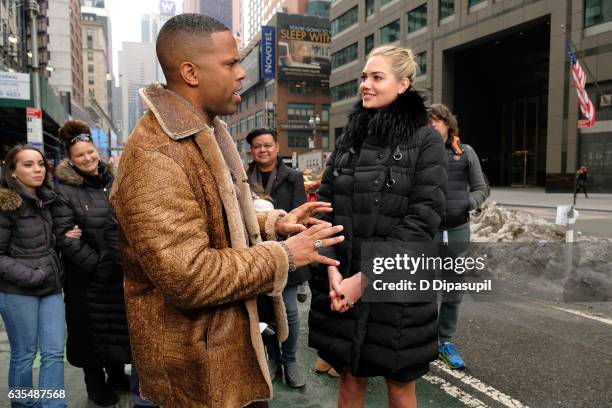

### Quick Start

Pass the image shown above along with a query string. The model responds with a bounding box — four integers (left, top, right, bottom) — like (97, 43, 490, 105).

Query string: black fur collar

(340, 90, 428, 149)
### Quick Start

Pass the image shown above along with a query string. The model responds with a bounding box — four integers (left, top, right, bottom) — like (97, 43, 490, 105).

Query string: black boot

(84, 367, 119, 407)
(106, 364, 131, 392)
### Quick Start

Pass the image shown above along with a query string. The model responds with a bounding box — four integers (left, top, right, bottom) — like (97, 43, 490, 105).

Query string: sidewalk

(489, 187, 612, 212)
(0, 300, 465, 408)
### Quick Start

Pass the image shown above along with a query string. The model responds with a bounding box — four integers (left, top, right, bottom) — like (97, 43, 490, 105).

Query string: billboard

(260, 26, 276, 79)
(241, 47, 260, 92)
(277, 14, 331, 82)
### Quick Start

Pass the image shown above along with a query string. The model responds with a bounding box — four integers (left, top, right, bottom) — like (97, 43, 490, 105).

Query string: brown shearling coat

(110, 83, 290, 408)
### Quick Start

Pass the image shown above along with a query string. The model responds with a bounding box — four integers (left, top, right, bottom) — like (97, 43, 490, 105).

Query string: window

(408, 4, 427, 33)
(321, 131, 329, 149)
(439, 0, 455, 20)
(288, 81, 315, 95)
(256, 110, 264, 127)
(255, 85, 264, 103)
(585, 0, 612, 28)
(86, 29, 93, 48)
(288, 131, 311, 148)
(247, 114, 256, 130)
(331, 79, 358, 102)
(88, 76, 94, 85)
(87, 51, 93, 61)
(240, 118, 247, 132)
(230, 124, 236, 135)
(287, 103, 315, 121)
(321, 104, 330, 122)
(88, 64, 94, 73)
(331, 43, 358, 69)
(415, 51, 427, 76)
(364, 34, 375, 56)
(265, 82, 275, 98)
(468, 0, 485, 7)
(365, 0, 375, 18)
(380, 20, 400, 44)
(381, 0, 395, 6)
(331, 6, 358, 36)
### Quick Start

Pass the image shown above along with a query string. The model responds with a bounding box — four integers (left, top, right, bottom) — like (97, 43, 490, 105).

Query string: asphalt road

(437, 300, 612, 408)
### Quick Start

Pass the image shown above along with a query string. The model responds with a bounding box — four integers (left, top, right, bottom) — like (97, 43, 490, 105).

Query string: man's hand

(275, 201, 333, 236)
(284, 222, 344, 268)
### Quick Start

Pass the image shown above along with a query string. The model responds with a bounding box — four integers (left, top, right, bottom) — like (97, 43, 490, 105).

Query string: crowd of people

(1, 11, 589, 408)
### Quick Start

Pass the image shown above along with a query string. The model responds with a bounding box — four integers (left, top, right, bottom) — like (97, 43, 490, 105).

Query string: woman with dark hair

(308, 46, 447, 407)
(0, 144, 68, 408)
(51, 120, 136, 407)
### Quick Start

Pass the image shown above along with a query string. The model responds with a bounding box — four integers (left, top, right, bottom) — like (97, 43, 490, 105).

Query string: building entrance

(448, 18, 550, 186)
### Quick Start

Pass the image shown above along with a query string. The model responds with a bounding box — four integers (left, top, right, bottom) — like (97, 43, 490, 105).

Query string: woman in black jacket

(52, 120, 131, 407)
(308, 46, 447, 407)
(0, 144, 68, 408)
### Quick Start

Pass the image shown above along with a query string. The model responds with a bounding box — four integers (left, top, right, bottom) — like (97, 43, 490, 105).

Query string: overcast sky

(107, 0, 184, 82)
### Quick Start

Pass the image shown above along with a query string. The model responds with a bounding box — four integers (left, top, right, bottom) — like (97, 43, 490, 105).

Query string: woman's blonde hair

(368, 46, 417, 84)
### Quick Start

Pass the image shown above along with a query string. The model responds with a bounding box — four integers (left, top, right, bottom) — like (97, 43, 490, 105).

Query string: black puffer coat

(308, 91, 447, 381)
(0, 186, 62, 296)
(52, 159, 130, 368)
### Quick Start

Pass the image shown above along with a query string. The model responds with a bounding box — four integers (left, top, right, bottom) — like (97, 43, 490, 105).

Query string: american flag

(568, 43, 596, 128)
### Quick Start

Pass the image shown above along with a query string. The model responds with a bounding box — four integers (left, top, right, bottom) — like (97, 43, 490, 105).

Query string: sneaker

(439, 342, 466, 370)
(284, 363, 306, 388)
(268, 359, 281, 381)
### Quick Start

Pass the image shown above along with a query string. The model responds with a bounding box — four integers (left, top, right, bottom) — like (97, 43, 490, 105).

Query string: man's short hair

(246, 128, 278, 145)
(156, 14, 229, 83)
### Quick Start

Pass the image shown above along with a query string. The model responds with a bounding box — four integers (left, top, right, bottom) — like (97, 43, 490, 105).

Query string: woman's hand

(328, 265, 348, 312)
(329, 271, 365, 313)
(64, 225, 82, 239)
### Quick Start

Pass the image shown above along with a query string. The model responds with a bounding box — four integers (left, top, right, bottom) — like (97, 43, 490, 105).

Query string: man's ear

(179, 61, 199, 86)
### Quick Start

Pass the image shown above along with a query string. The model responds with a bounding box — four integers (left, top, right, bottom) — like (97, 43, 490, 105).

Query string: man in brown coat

(109, 14, 344, 408)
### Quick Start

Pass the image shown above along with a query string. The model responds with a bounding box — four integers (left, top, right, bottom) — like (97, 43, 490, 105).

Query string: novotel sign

(260, 26, 276, 79)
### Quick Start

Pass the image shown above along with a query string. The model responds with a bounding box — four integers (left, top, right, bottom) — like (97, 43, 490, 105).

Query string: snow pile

(470, 201, 566, 242)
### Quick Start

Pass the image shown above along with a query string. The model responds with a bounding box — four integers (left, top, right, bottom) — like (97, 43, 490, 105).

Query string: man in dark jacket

(246, 127, 310, 388)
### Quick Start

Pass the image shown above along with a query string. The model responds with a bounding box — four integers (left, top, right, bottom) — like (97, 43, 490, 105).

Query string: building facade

(81, 5, 111, 118)
(1, 0, 68, 163)
(118, 41, 157, 137)
(243, 0, 309, 45)
(329, 0, 612, 192)
(225, 12, 331, 164)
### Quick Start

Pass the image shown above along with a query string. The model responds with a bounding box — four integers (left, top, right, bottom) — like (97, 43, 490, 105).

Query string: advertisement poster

(277, 14, 331, 82)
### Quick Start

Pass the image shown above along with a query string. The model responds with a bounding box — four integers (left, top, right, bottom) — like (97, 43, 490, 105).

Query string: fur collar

(340, 90, 428, 149)
(0, 188, 22, 212)
(56, 159, 112, 187)
(0, 186, 55, 212)
(140, 83, 214, 140)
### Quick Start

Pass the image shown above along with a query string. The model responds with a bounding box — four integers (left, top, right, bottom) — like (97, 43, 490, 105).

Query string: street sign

(26, 107, 43, 150)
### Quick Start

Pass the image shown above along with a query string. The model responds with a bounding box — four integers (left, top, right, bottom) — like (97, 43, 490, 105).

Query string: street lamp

(308, 114, 320, 149)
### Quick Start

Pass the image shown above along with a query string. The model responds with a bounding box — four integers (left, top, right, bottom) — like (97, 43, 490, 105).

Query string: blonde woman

(308, 46, 447, 407)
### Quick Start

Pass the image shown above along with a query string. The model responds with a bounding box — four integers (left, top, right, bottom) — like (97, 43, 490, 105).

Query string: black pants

(574, 183, 588, 198)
